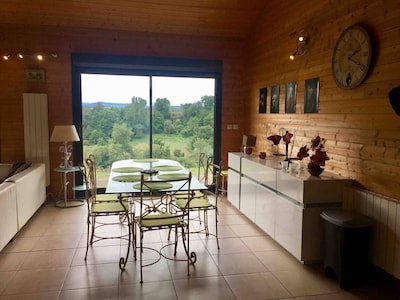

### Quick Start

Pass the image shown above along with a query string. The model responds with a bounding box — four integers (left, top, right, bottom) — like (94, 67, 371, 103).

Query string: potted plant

(297, 136, 329, 176)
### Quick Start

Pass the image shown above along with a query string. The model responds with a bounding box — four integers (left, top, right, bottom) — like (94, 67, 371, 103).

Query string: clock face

(332, 25, 372, 89)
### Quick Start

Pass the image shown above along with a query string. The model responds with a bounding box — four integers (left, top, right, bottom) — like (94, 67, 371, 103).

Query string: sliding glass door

(72, 54, 222, 187)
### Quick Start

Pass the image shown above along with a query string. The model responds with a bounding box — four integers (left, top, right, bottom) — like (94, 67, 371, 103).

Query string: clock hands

(348, 49, 360, 59)
(347, 53, 365, 71)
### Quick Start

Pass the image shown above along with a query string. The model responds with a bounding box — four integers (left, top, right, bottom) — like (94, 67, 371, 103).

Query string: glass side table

(54, 166, 84, 208)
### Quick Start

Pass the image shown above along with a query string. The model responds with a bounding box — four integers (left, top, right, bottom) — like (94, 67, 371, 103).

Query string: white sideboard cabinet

(227, 152, 352, 263)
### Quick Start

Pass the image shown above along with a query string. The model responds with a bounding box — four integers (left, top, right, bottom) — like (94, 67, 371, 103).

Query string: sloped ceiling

(0, 0, 268, 38)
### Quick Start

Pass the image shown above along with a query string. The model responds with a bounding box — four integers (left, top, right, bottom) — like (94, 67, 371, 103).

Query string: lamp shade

(50, 125, 80, 142)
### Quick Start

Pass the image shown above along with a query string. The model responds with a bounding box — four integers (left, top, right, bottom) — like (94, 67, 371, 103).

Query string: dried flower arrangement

(297, 136, 329, 176)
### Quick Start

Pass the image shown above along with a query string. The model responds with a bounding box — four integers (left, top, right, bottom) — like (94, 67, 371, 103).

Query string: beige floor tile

(225, 272, 292, 300)
(59, 286, 119, 300)
(119, 281, 177, 300)
(206, 237, 250, 255)
(272, 266, 341, 297)
(32, 233, 81, 251)
(0, 271, 16, 294)
(72, 245, 130, 266)
(0, 252, 28, 271)
(240, 235, 281, 252)
(19, 249, 76, 270)
(62, 263, 120, 289)
(43, 222, 85, 236)
(229, 223, 266, 237)
(168, 253, 221, 280)
(0, 291, 60, 300)
(2, 237, 41, 253)
(118, 260, 173, 284)
(2, 268, 68, 295)
(212, 252, 268, 275)
(15, 222, 47, 238)
(254, 249, 302, 271)
(161, 239, 209, 258)
(219, 214, 251, 225)
(174, 276, 236, 300)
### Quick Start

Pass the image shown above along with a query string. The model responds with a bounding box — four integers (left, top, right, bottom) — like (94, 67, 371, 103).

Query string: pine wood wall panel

(244, 0, 400, 200)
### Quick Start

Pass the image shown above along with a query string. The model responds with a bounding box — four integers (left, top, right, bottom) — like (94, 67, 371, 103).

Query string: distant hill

(82, 102, 129, 108)
(83, 101, 182, 109)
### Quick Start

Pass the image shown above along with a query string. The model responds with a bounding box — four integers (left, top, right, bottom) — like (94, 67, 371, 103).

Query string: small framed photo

(259, 87, 267, 114)
(304, 78, 320, 113)
(25, 69, 45, 82)
(285, 82, 297, 113)
(270, 85, 280, 113)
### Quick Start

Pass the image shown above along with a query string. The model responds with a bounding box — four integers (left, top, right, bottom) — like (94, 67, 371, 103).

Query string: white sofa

(0, 163, 46, 251)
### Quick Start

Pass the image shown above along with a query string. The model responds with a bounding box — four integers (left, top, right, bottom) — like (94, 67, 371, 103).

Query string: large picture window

(71, 54, 222, 187)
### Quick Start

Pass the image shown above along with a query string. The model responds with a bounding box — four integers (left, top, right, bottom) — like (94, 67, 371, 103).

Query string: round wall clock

(331, 25, 372, 90)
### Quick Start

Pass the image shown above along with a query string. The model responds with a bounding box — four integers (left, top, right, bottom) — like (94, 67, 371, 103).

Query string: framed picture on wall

(304, 77, 320, 113)
(285, 82, 297, 113)
(259, 87, 267, 113)
(270, 85, 280, 113)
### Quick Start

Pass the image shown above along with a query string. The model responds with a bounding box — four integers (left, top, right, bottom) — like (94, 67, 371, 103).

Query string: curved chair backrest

(205, 157, 224, 197)
(78, 163, 92, 209)
(138, 172, 192, 220)
(85, 156, 97, 198)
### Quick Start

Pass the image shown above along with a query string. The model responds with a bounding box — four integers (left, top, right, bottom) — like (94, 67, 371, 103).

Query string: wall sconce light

(2, 53, 57, 61)
(289, 30, 308, 60)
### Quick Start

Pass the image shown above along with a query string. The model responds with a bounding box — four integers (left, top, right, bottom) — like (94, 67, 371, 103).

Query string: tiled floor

(1, 196, 399, 299)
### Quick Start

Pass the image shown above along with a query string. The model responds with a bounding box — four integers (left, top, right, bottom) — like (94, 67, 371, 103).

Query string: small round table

(54, 166, 84, 208)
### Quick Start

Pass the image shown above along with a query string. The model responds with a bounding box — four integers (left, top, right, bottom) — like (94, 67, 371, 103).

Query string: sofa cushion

(2, 161, 31, 183)
(13, 162, 32, 175)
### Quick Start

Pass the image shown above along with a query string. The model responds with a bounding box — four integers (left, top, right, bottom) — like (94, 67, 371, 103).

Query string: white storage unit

(227, 152, 242, 209)
(227, 152, 352, 263)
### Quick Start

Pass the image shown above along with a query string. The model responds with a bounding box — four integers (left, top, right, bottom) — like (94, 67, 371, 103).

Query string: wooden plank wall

(244, 0, 400, 200)
(0, 25, 246, 195)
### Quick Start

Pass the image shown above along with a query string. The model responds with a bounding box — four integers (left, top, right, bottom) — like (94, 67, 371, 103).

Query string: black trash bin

(321, 210, 373, 289)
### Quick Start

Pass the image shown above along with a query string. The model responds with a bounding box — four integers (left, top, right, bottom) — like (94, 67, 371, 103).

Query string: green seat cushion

(157, 173, 188, 180)
(133, 158, 159, 162)
(133, 182, 173, 191)
(91, 201, 129, 213)
(112, 174, 147, 182)
(136, 213, 181, 227)
(112, 167, 143, 173)
(174, 190, 204, 199)
(176, 198, 214, 209)
(96, 193, 120, 201)
(153, 165, 182, 172)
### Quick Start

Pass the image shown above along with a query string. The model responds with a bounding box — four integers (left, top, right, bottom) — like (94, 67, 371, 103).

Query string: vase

(308, 165, 324, 176)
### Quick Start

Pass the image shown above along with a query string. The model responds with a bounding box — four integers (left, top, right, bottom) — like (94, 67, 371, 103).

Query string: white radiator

(343, 187, 400, 280)
(23, 93, 50, 186)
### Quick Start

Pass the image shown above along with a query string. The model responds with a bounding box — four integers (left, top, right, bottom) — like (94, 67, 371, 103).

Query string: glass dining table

(105, 158, 207, 194)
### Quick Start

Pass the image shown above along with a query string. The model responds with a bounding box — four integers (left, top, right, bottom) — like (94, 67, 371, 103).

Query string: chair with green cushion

(80, 158, 133, 271)
(133, 172, 195, 283)
(173, 156, 223, 249)
(87, 154, 130, 202)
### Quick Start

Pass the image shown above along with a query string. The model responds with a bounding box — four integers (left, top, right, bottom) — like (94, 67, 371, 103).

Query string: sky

(81, 74, 215, 105)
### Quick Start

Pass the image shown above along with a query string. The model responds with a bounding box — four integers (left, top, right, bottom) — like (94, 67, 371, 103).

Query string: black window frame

(71, 53, 222, 166)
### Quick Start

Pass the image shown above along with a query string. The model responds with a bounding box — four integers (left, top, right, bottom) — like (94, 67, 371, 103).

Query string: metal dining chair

(133, 172, 196, 283)
(173, 156, 223, 249)
(79, 157, 133, 271)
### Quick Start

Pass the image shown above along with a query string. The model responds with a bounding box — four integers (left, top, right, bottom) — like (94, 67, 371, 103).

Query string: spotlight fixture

(289, 30, 308, 60)
(2, 53, 58, 61)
